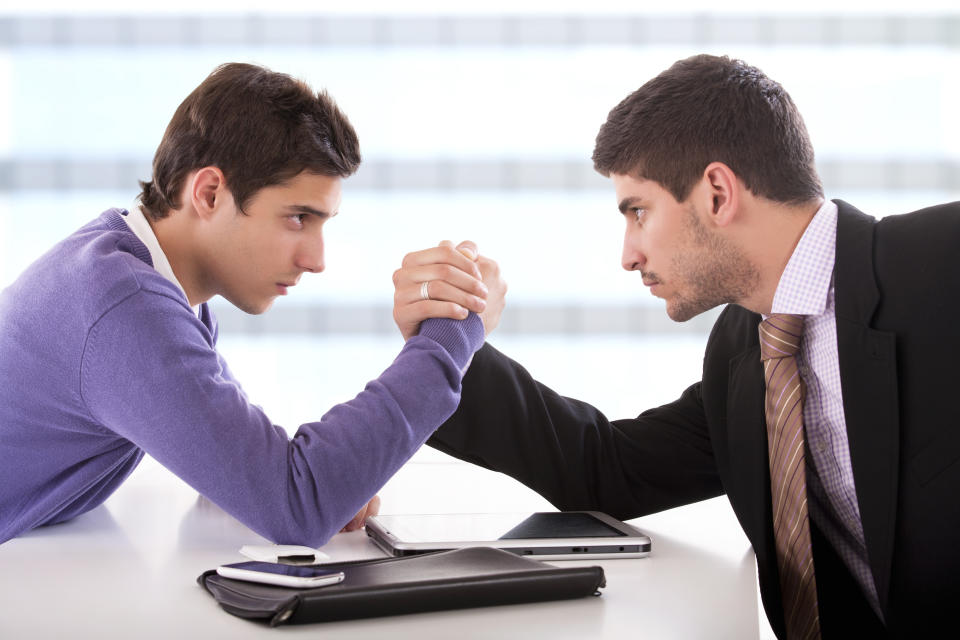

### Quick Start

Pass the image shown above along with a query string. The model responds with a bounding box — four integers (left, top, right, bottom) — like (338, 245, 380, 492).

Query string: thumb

(456, 240, 478, 261)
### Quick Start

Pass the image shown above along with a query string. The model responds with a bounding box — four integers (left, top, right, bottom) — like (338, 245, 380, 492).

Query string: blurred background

(1, 0, 958, 446)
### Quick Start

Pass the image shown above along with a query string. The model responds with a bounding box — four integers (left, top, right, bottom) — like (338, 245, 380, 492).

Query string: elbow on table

(254, 515, 340, 549)
(251, 502, 349, 548)
(228, 491, 342, 548)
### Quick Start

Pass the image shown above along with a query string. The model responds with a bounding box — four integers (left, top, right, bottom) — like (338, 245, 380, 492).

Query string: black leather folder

(198, 546, 606, 626)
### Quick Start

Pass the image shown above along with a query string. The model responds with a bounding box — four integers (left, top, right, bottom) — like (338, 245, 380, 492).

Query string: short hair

(592, 54, 822, 205)
(139, 62, 361, 218)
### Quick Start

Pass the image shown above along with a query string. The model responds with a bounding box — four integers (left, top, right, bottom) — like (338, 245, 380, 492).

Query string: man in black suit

(392, 54, 959, 638)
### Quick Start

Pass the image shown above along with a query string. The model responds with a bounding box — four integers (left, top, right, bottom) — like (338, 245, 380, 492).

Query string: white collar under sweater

(121, 203, 200, 316)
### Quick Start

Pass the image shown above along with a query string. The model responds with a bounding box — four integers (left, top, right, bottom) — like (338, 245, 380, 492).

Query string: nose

(296, 232, 325, 273)
(621, 226, 644, 272)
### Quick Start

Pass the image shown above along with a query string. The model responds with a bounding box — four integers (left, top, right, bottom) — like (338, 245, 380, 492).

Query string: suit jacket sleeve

(428, 342, 725, 519)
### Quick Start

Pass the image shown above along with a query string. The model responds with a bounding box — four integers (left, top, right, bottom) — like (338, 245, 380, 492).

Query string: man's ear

(188, 167, 228, 221)
(702, 162, 739, 228)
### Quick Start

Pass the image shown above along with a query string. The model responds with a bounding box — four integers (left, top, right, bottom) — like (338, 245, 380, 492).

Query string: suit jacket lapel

(833, 200, 900, 615)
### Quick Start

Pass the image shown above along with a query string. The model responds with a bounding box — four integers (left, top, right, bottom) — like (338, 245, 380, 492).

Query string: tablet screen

(500, 512, 627, 539)
(373, 512, 629, 543)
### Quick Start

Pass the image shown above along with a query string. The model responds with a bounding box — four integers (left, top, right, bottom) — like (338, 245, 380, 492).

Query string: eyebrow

(286, 204, 337, 219)
(618, 197, 644, 215)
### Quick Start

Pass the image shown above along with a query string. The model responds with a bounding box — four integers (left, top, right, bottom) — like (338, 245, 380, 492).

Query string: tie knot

(758, 314, 805, 360)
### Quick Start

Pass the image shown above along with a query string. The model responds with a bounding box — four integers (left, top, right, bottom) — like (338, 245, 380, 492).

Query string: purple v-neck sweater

(0, 209, 483, 546)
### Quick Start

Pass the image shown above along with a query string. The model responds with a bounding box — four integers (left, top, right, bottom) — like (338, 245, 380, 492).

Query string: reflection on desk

(0, 455, 772, 639)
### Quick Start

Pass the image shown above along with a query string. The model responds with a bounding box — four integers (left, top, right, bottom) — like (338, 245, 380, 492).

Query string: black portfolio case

(198, 546, 606, 626)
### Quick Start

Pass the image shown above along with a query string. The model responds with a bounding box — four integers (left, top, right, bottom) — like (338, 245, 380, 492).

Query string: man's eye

(632, 208, 646, 223)
(290, 214, 306, 226)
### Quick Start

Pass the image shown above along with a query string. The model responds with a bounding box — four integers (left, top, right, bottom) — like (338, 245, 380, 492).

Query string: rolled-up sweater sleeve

(79, 289, 483, 547)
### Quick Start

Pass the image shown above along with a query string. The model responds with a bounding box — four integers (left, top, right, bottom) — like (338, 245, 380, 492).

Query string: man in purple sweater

(0, 63, 504, 547)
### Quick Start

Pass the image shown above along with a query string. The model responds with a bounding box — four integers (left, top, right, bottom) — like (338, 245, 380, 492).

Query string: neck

(737, 197, 823, 316)
(145, 207, 208, 307)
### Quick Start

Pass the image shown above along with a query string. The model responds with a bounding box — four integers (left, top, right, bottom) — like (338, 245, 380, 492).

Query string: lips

(275, 275, 302, 296)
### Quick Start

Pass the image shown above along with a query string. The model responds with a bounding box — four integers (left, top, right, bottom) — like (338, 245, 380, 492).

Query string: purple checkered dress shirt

(768, 199, 882, 619)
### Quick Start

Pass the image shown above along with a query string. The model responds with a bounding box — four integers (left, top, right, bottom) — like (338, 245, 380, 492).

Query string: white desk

(0, 455, 773, 639)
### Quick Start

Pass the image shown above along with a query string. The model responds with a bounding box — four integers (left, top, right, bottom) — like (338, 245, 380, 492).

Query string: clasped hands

(392, 240, 507, 341)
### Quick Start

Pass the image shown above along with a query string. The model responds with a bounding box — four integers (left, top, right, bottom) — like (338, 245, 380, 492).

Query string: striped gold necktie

(759, 314, 821, 640)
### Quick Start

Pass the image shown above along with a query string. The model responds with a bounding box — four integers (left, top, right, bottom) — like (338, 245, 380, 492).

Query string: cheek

(240, 229, 289, 262)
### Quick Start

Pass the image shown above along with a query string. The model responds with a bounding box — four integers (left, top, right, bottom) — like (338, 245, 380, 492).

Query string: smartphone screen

(217, 561, 345, 588)
(221, 561, 340, 577)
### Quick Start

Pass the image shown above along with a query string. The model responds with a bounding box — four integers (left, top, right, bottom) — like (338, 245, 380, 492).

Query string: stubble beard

(664, 204, 760, 322)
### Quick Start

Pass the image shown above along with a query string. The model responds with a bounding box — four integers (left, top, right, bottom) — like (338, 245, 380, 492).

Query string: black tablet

(365, 511, 651, 560)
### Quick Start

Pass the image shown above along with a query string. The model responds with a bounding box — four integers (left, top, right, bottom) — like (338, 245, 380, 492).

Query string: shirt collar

(770, 199, 838, 317)
(121, 203, 198, 313)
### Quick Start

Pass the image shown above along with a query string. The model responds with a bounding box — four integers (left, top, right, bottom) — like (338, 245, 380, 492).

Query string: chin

(665, 299, 700, 323)
(251, 299, 275, 315)
(229, 296, 275, 316)
(666, 296, 724, 323)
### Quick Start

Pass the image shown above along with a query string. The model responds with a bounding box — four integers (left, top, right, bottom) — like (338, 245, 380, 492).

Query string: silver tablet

(365, 511, 651, 561)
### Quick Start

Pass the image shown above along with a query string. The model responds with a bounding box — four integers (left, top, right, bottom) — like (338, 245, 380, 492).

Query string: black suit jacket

(430, 200, 960, 638)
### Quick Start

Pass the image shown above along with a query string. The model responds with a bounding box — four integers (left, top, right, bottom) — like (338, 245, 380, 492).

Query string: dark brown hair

(139, 62, 361, 218)
(593, 54, 822, 205)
